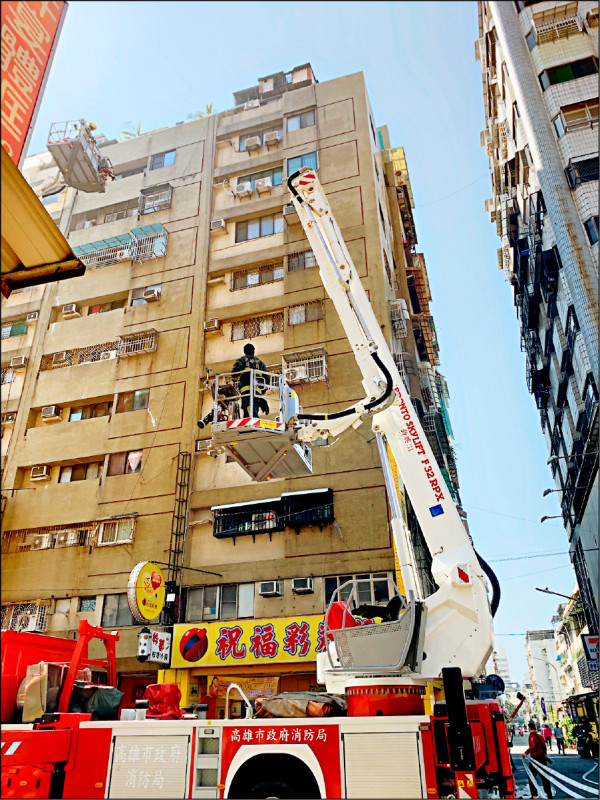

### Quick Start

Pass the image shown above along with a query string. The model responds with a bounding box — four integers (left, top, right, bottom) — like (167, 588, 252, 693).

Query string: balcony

(565, 156, 599, 190)
(72, 224, 167, 268)
(531, 3, 584, 45)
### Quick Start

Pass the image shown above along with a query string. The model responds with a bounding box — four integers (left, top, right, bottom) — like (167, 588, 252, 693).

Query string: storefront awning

(1, 146, 85, 297)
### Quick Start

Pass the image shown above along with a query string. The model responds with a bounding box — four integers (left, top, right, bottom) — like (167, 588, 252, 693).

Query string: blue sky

(27, 1, 574, 681)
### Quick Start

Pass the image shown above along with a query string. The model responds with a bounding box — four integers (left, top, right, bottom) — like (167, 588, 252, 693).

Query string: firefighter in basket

(232, 343, 270, 418)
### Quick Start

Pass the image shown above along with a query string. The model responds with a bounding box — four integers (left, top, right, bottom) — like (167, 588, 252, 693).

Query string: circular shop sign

(127, 561, 166, 622)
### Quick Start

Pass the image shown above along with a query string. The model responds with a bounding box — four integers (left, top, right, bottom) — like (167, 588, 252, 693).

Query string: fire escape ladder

(167, 451, 192, 620)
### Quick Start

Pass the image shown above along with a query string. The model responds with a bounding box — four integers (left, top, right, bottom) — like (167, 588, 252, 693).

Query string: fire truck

(1, 169, 515, 799)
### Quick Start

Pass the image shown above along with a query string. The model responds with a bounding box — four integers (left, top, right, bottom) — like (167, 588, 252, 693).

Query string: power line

(462, 503, 564, 526)
(501, 565, 572, 581)
(417, 174, 488, 208)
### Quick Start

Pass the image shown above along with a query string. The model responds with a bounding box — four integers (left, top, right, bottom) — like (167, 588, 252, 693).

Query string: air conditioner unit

(264, 131, 281, 147)
(244, 100, 260, 110)
(83, 220, 95, 228)
(61, 304, 81, 319)
(284, 365, 308, 383)
(15, 610, 45, 632)
(399, 298, 410, 320)
(10, 356, 28, 369)
(30, 465, 51, 481)
(210, 219, 227, 233)
(55, 530, 78, 548)
(31, 533, 51, 549)
(204, 318, 221, 333)
(258, 580, 282, 597)
(26, 312, 39, 322)
(235, 181, 253, 198)
(255, 177, 273, 195)
(116, 249, 131, 262)
(100, 350, 117, 360)
(244, 136, 261, 152)
(52, 352, 69, 365)
(41, 405, 62, 421)
(283, 204, 298, 218)
(142, 288, 161, 302)
(292, 577, 314, 595)
(2, 413, 17, 425)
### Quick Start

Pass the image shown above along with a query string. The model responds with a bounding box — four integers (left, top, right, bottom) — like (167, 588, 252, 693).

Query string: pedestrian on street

(553, 722, 565, 755)
(542, 723, 553, 751)
(524, 721, 553, 799)
(232, 343, 269, 418)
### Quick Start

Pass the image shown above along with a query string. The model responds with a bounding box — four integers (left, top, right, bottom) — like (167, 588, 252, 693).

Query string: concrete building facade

(526, 628, 565, 716)
(476, 1, 598, 634)
(2, 66, 463, 712)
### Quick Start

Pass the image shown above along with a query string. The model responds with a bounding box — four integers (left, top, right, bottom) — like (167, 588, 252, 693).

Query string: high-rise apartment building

(1, 65, 462, 712)
(526, 628, 564, 715)
(477, 2, 599, 634)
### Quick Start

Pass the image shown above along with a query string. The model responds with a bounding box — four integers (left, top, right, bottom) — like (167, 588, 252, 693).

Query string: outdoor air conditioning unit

(26, 312, 39, 322)
(61, 304, 81, 319)
(55, 530, 77, 548)
(399, 298, 410, 320)
(255, 177, 273, 195)
(244, 100, 260, 110)
(204, 318, 221, 333)
(283, 204, 298, 219)
(30, 465, 51, 481)
(142, 288, 161, 302)
(52, 352, 69, 365)
(235, 181, 253, 198)
(292, 577, 314, 595)
(83, 220, 95, 228)
(31, 533, 51, 550)
(284, 365, 308, 383)
(100, 350, 117, 360)
(264, 131, 281, 147)
(10, 356, 28, 369)
(244, 136, 261, 152)
(41, 405, 62, 422)
(15, 610, 45, 632)
(116, 249, 131, 262)
(3, 413, 17, 425)
(258, 580, 282, 597)
(210, 219, 227, 233)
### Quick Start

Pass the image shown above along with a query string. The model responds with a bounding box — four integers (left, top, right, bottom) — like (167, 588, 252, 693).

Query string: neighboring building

(1, 65, 463, 712)
(526, 628, 564, 716)
(494, 645, 513, 684)
(476, 1, 599, 634)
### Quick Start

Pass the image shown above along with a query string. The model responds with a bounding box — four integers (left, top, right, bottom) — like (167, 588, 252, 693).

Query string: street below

(510, 732, 598, 798)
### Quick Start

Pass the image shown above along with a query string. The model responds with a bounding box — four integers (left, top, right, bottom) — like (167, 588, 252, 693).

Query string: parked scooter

(574, 720, 597, 759)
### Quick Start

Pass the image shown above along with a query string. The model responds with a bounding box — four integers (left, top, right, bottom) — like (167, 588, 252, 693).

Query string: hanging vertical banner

(1, 1, 68, 165)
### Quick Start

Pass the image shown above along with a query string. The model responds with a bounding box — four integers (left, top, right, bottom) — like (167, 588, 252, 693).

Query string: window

(231, 312, 284, 341)
(116, 388, 150, 413)
(584, 216, 599, 245)
(185, 583, 254, 622)
(150, 150, 176, 170)
(287, 109, 316, 131)
(88, 299, 126, 315)
(58, 461, 103, 483)
(565, 157, 599, 189)
(232, 262, 284, 290)
(114, 165, 146, 179)
(1, 368, 16, 385)
(554, 100, 599, 137)
(324, 572, 392, 608)
(101, 594, 134, 627)
(288, 301, 323, 326)
(526, 28, 537, 49)
(553, 114, 566, 137)
(1, 320, 27, 339)
(239, 127, 283, 151)
(235, 214, 283, 243)
(131, 284, 162, 306)
(539, 57, 599, 90)
(98, 517, 135, 545)
(237, 166, 283, 191)
(69, 402, 111, 421)
(287, 250, 317, 272)
(107, 450, 143, 476)
(139, 185, 172, 214)
(287, 151, 318, 175)
(41, 193, 60, 205)
(512, 101, 520, 143)
(79, 597, 96, 611)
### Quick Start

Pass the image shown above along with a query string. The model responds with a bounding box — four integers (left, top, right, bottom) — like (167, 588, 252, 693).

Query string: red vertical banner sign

(1, 1, 68, 166)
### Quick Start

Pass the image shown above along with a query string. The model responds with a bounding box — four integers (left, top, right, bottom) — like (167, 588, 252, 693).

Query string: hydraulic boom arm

(288, 168, 496, 679)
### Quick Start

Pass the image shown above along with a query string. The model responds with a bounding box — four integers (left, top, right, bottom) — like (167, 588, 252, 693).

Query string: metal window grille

(232, 261, 284, 290)
(389, 301, 408, 339)
(1, 368, 16, 384)
(118, 330, 158, 357)
(141, 188, 172, 214)
(230, 313, 284, 341)
(213, 507, 284, 539)
(98, 518, 136, 545)
(565, 156, 599, 189)
(282, 349, 328, 384)
(1, 603, 47, 632)
(287, 250, 317, 272)
(532, 5, 584, 43)
(75, 242, 132, 268)
(40, 340, 121, 371)
(2, 523, 97, 554)
(130, 231, 168, 262)
(288, 301, 323, 326)
(1, 320, 27, 339)
(393, 353, 410, 389)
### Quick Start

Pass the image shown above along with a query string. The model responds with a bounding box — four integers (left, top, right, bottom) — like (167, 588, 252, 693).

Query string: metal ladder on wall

(166, 451, 191, 623)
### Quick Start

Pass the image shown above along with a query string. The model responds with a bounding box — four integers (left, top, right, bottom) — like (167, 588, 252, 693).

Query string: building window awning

(73, 234, 132, 256)
(130, 223, 167, 239)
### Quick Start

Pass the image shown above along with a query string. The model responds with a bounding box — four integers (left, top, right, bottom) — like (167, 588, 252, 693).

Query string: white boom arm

(288, 168, 494, 679)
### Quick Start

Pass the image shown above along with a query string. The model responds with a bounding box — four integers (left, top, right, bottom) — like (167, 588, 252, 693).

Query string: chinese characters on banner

(172, 615, 327, 668)
(149, 630, 171, 664)
(1, 1, 67, 165)
(207, 676, 279, 700)
(229, 726, 329, 744)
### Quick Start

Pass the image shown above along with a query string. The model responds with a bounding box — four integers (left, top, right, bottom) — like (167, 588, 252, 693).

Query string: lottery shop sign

(171, 615, 326, 668)
(1, 1, 68, 165)
(127, 561, 166, 622)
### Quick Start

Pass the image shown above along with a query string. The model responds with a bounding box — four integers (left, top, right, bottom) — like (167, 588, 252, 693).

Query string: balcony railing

(72, 224, 168, 268)
(531, 5, 584, 44)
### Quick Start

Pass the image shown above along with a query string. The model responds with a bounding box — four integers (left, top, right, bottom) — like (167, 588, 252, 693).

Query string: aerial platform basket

(47, 120, 108, 193)
(206, 369, 313, 481)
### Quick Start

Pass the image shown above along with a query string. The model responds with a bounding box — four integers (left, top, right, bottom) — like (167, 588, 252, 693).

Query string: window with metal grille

(1, 524, 95, 554)
(40, 340, 121, 371)
(287, 250, 317, 272)
(1, 603, 47, 632)
(79, 597, 97, 611)
(282, 349, 327, 383)
(98, 517, 136, 545)
(1, 319, 27, 339)
(1, 368, 16, 385)
(232, 262, 284, 290)
(235, 213, 284, 243)
(118, 330, 158, 356)
(283, 488, 334, 531)
(230, 312, 284, 341)
(565, 156, 599, 188)
(324, 572, 392, 608)
(140, 184, 172, 214)
(288, 301, 323, 326)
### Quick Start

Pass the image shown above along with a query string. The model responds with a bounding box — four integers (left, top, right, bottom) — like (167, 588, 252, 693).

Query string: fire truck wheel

(245, 779, 296, 798)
